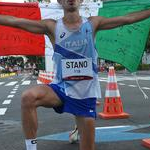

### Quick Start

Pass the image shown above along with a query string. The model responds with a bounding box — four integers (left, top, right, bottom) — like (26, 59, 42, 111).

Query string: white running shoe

(69, 126, 79, 144)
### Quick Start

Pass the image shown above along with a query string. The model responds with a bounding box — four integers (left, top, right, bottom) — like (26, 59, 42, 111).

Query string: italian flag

(0, 2, 101, 56)
(0, 2, 62, 56)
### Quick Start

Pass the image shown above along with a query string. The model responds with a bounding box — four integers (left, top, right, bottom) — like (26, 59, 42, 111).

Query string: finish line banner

(96, 0, 150, 72)
(0, 2, 102, 56)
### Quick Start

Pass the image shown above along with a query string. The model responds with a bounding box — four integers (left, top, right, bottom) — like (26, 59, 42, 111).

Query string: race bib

(61, 58, 93, 80)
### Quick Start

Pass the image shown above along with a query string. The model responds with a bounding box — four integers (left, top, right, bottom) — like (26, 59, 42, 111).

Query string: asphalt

(0, 71, 150, 150)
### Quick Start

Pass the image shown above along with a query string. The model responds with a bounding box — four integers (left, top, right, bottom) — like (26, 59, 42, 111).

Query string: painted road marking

(117, 76, 150, 81)
(99, 76, 150, 82)
(7, 95, 14, 98)
(0, 108, 7, 115)
(21, 80, 31, 85)
(118, 83, 126, 85)
(14, 86, 19, 88)
(128, 85, 137, 87)
(21, 76, 28, 82)
(95, 125, 129, 129)
(2, 100, 11, 105)
(11, 91, 16, 94)
(138, 77, 150, 80)
(38, 124, 150, 142)
(0, 82, 5, 85)
(142, 87, 150, 90)
(14, 86, 19, 89)
(5, 81, 18, 86)
(13, 88, 18, 91)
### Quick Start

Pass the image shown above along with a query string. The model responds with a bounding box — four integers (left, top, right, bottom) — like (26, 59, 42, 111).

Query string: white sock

(25, 139, 37, 150)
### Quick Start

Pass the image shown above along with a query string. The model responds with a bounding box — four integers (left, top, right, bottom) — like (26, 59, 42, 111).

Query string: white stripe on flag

(39, 3, 62, 72)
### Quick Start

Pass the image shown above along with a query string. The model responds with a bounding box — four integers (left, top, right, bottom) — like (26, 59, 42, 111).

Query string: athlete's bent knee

(21, 90, 36, 109)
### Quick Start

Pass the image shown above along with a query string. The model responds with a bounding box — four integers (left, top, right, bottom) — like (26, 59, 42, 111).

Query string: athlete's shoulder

(87, 16, 103, 32)
(41, 19, 56, 42)
(43, 18, 57, 25)
(88, 16, 103, 23)
(43, 18, 57, 32)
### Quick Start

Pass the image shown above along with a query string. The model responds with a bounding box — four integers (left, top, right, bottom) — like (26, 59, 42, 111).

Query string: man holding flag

(0, 0, 150, 150)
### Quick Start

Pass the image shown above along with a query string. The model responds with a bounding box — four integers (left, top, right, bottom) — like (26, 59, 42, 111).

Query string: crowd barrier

(0, 72, 16, 78)
(38, 70, 54, 84)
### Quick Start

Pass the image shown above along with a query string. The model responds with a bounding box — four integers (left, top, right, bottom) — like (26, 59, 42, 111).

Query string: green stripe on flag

(96, 0, 150, 72)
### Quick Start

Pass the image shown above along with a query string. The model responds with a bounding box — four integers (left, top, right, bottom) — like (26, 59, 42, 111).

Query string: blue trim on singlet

(93, 63, 98, 73)
(55, 44, 84, 59)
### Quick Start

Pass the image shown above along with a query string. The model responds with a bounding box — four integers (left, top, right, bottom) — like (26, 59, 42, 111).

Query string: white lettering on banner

(62, 58, 93, 80)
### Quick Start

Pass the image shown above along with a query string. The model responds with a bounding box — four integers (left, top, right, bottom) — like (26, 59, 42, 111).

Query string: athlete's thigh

(25, 84, 62, 108)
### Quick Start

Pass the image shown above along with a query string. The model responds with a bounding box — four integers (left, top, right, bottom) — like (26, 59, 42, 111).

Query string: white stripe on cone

(105, 67, 120, 97)
(107, 76, 118, 83)
(105, 90, 120, 97)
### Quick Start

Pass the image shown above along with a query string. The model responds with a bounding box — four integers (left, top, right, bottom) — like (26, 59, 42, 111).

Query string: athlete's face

(57, 0, 83, 12)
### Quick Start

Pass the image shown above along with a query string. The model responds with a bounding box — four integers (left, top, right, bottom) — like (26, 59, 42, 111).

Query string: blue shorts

(48, 84, 97, 118)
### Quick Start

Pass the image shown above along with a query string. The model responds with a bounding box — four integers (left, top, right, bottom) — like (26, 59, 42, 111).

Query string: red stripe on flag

(106, 82, 118, 90)
(0, 2, 45, 56)
(0, 2, 38, 7)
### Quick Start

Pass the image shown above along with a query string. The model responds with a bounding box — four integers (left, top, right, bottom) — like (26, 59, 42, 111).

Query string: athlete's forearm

(126, 9, 150, 24)
(0, 14, 48, 34)
(0, 15, 17, 27)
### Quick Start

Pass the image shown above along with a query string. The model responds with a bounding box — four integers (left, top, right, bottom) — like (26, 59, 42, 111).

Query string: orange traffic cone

(142, 139, 150, 148)
(98, 66, 130, 119)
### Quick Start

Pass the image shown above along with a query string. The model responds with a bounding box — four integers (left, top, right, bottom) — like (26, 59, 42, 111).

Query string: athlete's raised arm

(89, 9, 150, 33)
(0, 15, 56, 35)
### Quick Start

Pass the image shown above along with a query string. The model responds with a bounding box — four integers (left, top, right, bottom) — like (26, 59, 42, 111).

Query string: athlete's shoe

(69, 126, 79, 144)
(96, 100, 101, 106)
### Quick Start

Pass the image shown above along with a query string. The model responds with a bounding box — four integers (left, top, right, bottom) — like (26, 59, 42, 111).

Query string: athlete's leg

(70, 99, 100, 144)
(21, 85, 62, 139)
(75, 116, 95, 150)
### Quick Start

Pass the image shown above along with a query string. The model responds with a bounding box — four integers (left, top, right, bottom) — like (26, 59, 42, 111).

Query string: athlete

(0, 0, 150, 150)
